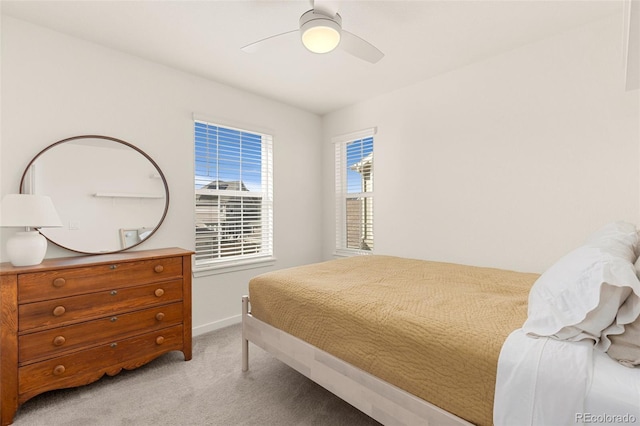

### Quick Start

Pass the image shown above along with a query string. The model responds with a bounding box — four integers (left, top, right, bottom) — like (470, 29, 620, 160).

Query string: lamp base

(6, 231, 48, 267)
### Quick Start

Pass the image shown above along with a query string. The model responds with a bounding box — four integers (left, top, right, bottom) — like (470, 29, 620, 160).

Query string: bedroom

(0, 0, 639, 425)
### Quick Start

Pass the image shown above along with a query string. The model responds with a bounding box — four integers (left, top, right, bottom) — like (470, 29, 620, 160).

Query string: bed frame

(241, 296, 473, 426)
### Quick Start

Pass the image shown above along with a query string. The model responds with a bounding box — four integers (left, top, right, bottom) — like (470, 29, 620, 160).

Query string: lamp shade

(300, 10, 342, 54)
(0, 194, 63, 228)
(1, 194, 63, 267)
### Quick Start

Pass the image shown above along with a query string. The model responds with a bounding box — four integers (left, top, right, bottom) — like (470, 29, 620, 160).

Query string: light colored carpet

(13, 324, 381, 426)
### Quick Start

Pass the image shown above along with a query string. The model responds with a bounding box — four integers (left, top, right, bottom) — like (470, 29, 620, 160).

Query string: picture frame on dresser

(0, 247, 194, 426)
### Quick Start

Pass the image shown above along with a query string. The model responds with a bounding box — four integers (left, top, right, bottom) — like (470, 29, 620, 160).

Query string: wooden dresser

(0, 247, 193, 426)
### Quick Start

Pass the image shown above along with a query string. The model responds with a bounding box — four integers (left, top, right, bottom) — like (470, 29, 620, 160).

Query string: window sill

(333, 249, 373, 258)
(193, 256, 276, 277)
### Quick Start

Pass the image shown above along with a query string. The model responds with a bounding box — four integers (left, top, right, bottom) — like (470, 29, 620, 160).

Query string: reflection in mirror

(119, 227, 154, 249)
(20, 136, 169, 254)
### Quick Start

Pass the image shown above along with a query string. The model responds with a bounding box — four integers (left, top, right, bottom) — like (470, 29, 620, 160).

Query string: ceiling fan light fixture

(300, 10, 342, 54)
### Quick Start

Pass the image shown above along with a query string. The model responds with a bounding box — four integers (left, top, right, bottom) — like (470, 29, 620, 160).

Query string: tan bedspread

(249, 255, 537, 426)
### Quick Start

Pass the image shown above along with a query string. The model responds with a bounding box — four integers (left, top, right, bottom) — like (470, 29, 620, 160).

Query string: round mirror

(20, 135, 169, 254)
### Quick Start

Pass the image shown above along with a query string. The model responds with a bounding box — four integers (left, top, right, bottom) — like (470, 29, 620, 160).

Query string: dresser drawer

(18, 325, 184, 401)
(18, 257, 183, 303)
(19, 280, 183, 332)
(19, 302, 184, 364)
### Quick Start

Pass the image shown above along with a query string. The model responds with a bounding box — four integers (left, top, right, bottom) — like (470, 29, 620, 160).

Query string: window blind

(194, 120, 273, 269)
(335, 131, 374, 255)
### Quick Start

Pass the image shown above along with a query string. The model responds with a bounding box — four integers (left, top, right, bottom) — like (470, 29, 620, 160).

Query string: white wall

(0, 16, 324, 335)
(323, 14, 640, 273)
(2, 11, 639, 335)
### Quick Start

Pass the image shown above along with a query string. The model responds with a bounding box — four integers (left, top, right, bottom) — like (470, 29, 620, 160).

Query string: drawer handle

(52, 278, 66, 288)
(53, 336, 66, 346)
(154, 288, 165, 297)
(109, 265, 118, 270)
(110, 290, 118, 296)
(154, 265, 164, 273)
(53, 365, 65, 376)
(110, 316, 118, 322)
(52, 306, 66, 317)
(156, 336, 165, 345)
(110, 343, 118, 348)
(155, 312, 165, 321)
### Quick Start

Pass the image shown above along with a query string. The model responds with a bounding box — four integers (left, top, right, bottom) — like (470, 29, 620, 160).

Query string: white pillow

(523, 221, 640, 343)
(605, 313, 640, 367)
(599, 265, 640, 354)
(583, 221, 638, 261)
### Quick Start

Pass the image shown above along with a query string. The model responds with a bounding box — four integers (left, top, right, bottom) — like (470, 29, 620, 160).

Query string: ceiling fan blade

(241, 29, 298, 53)
(340, 30, 384, 64)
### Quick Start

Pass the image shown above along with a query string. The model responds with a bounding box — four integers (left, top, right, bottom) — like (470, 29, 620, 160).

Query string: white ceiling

(0, 0, 623, 115)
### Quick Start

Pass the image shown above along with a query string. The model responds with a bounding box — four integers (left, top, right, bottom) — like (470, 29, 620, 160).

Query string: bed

(242, 222, 640, 426)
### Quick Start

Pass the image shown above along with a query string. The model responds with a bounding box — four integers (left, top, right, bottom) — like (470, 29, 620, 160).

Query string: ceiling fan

(241, 0, 384, 64)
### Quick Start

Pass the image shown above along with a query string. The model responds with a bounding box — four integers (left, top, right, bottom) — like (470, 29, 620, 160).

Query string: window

(334, 129, 375, 255)
(194, 120, 273, 272)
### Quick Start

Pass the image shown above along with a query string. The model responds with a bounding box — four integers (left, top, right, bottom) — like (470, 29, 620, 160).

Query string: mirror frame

(19, 135, 170, 254)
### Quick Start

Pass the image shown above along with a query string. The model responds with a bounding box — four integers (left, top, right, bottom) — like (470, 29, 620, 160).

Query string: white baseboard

(193, 314, 241, 337)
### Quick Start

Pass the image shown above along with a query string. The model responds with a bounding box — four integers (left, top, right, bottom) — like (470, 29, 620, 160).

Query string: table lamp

(0, 194, 63, 266)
